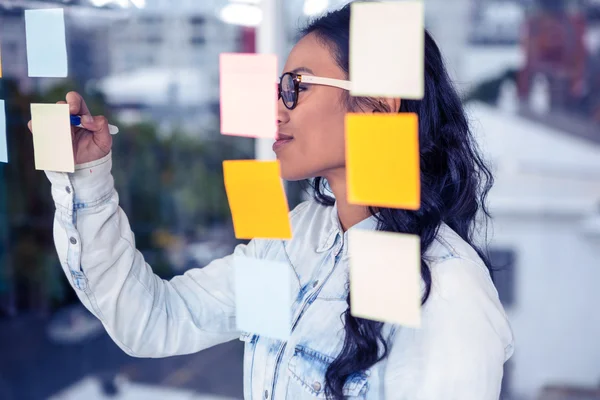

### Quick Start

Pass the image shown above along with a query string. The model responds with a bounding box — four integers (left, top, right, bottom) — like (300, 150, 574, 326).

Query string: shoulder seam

(433, 235, 459, 258)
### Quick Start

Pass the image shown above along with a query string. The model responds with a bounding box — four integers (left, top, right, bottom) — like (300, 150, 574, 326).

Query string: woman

(36, 3, 513, 399)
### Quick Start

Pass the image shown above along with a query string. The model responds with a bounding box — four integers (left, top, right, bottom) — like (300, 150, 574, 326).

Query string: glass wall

(463, 1, 600, 399)
(1, 0, 599, 399)
(0, 1, 255, 398)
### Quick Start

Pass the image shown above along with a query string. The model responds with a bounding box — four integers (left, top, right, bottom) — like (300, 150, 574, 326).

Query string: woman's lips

(276, 133, 293, 141)
(273, 134, 293, 151)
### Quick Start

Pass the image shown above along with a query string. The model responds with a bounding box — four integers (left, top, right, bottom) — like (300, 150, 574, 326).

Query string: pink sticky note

(220, 53, 278, 139)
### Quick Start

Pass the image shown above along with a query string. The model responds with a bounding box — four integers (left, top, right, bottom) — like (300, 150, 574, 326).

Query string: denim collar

(316, 202, 379, 254)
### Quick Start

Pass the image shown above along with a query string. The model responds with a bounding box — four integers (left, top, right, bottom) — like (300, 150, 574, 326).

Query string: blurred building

(471, 101, 600, 399)
(425, 0, 472, 88)
(470, 0, 525, 45)
(0, 7, 34, 92)
(0, 1, 243, 137)
(96, 2, 242, 136)
(106, 11, 238, 75)
(0, 3, 112, 92)
(518, 0, 588, 113)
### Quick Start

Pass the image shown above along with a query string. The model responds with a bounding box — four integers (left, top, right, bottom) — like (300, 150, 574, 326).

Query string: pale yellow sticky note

(220, 53, 278, 139)
(346, 113, 420, 209)
(30, 103, 74, 172)
(350, 1, 424, 98)
(223, 160, 291, 239)
(349, 229, 421, 327)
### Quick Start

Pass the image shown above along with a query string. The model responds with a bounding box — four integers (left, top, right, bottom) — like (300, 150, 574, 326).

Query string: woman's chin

(279, 165, 310, 182)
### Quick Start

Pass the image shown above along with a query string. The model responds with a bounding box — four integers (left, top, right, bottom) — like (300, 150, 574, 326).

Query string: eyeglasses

(278, 72, 352, 110)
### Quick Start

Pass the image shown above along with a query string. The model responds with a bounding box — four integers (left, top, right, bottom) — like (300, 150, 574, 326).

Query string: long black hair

(300, 3, 495, 399)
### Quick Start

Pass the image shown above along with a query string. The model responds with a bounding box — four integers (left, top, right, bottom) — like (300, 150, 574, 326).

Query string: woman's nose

(277, 101, 290, 125)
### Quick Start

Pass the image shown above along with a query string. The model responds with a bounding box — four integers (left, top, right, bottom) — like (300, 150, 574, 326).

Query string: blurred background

(0, 0, 599, 399)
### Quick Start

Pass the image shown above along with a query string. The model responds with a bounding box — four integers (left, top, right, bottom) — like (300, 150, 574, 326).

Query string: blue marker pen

(70, 115, 119, 135)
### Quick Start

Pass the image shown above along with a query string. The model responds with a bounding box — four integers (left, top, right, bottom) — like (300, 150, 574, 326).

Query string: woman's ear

(378, 97, 401, 113)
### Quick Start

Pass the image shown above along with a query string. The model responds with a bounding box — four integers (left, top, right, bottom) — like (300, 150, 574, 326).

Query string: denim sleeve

(44, 152, 261, 357)
(384, 256, 514, 399)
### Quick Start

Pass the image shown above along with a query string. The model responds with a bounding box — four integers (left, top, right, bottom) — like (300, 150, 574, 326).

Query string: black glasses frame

(278, 72, 300, 110)
(278, 72, 352, 110)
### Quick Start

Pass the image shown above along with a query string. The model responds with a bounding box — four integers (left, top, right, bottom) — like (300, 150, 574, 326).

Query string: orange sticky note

(346, 113, 420, 209)
(349, 229, 421, 327)
(30, 103, 74, 172)
(223, 160, 291, 239)
(220, 53, 278, 139)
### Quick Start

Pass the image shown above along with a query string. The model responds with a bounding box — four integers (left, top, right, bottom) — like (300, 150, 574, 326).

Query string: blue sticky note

(0, 100, 6, 163)
(234, 256, 291, 341)
(25, 9, 68, 78)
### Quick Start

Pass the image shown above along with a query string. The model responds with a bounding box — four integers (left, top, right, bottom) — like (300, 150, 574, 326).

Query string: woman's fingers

(83, 115, 110, 137)
(65, 91, 90, 117)
(27, 95, 95, 135)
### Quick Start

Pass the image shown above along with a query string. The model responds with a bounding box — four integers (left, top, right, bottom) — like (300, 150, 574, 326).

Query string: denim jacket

(45, 151, 514, 400)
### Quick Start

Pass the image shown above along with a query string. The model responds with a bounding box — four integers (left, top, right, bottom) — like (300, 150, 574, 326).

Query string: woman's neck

(325, 170, 370, 232)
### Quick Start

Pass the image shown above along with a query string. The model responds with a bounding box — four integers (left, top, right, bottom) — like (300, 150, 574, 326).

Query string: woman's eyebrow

(289, 67, 315, 75)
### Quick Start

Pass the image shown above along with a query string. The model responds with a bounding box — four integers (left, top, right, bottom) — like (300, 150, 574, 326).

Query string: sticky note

(350, 1, 424, 98)
(234, 256, 291, 340)
(349, 229, 421, 327)
(220, 53, 277, 139)
(25, 9, 68, 78)
(346, 113, 420, 209)
(0, 44, 3, 78)
(30, 103, 74, 172)
(0, 100, 6, 163)
(223, 160, 291, 239)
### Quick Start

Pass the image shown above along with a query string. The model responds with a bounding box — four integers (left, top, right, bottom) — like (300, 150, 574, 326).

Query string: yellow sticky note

(349, 229, 421, 327)
(346, 113, 420, 209)
(220, 53, 278, 139)
(30, 103, 74, 172)
(223, 160, 291, 239)
(350, 1, 424, 98)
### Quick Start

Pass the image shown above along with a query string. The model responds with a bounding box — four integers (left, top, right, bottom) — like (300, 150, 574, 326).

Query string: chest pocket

(287, 345, 369, 399)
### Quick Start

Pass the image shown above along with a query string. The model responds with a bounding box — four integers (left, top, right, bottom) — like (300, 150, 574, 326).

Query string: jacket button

(65, 186, 71, 194)
(312, 381, 322, 392)
(313, 280, 319, 288)
(264, 389, 269, 398)
(70, 237, 77, 245)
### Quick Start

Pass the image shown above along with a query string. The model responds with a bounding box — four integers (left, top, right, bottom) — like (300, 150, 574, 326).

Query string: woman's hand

(27, 91, 113, 165)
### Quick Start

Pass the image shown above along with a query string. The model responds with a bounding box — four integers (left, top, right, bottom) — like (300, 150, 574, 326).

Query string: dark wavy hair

(300, 3, 495, 399)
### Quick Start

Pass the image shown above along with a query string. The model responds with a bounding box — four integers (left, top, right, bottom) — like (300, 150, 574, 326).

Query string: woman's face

(276, 33, 349, 181)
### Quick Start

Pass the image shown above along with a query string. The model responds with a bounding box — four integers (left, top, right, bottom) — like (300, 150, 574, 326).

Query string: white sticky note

(25, 8, 68, 78)
(349, 229, 421, 327)
(234, 256, 291, 340)
(0, 100, 7, 163)
(30, 103, 74, 172)
(350, 1, 424, 98)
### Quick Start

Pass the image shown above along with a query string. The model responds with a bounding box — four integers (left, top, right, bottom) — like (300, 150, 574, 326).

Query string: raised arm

(44, 151, 260, 357)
